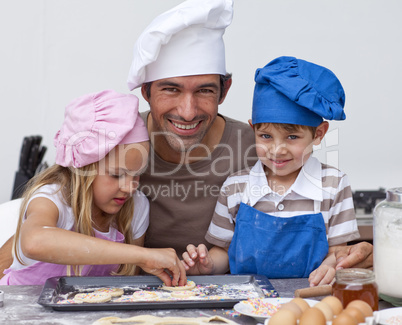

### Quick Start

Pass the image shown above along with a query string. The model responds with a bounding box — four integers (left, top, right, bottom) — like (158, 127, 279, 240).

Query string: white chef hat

(127, 0, 234, 90)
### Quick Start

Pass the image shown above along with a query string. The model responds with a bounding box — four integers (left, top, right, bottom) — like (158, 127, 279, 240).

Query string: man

(0, 0, 373, 279)
(127, 0, 257, 258)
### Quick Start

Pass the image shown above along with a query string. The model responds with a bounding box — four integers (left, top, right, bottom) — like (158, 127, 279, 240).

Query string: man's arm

(0, 235, 14, 278)
(332, 242, 373, 270)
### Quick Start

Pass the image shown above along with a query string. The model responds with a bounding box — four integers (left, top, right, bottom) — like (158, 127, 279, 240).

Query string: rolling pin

(294, 284, 333, 298)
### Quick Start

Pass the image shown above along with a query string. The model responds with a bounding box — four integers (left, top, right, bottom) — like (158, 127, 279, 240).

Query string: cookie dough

(92, 315, 237, 325)
(74, 292, 112, 304)
(161, 280, 196, 291)
(132, 290, 159, 300)
(170, 290, 197, 299)
(94, 288, 124, 298)
(113, 295, 134, 303)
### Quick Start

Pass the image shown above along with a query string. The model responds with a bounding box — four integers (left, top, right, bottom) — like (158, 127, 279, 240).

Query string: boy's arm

(209, 246, 230, 274)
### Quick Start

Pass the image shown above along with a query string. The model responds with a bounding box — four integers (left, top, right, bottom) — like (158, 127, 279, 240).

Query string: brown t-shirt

(139, 112, 257, 256)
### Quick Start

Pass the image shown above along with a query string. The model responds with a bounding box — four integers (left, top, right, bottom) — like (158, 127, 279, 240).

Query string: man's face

(143, 74, 222, 153)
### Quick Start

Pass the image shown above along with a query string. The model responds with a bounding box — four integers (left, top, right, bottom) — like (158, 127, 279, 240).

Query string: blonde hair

(13, 163, 137, 276)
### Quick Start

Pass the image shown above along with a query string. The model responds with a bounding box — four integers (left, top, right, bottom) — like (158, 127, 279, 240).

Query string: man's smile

(171, 120, 200, 130)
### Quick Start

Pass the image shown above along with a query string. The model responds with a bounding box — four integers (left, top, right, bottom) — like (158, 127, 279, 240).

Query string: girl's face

(254, 122, 327, 186)
(91, 141, 149, 219)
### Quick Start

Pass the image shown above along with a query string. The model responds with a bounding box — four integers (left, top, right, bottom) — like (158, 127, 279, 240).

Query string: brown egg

(280, 301, 303, 319)
(346, 300, 373, 318)
(299, 307, 326, 325)
(291, 297, 310, 312)
(344, 306, 366, 323)
(268, 309, 297, 325)
(332, 311, 358, 325)
(314, 301, 334, 321)
(321, 296, 344, 316)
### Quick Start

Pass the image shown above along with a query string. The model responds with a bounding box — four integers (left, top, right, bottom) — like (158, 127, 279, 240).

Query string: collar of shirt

(245, 156, 323, 207)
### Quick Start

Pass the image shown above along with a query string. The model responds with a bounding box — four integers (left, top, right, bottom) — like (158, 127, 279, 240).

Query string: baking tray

(37, 274, 277, 311)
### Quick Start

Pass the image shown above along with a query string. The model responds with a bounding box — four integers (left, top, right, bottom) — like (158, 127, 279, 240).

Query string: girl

(0, 89, 186, 286)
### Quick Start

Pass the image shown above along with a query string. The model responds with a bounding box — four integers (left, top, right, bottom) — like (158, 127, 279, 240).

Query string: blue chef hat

(252, 56, 346, 127)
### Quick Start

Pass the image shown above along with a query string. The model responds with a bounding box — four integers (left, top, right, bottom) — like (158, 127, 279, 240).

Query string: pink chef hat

(54, 89, 149, 168)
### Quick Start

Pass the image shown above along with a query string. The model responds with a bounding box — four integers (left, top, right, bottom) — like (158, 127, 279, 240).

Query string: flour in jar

(374, 204, 402, 298)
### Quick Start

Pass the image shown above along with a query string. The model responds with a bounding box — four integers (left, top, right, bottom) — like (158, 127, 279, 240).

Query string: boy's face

(253, 122, 327, 184)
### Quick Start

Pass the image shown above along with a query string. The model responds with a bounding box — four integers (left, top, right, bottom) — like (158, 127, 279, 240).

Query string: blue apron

(228, 202, 328, 278)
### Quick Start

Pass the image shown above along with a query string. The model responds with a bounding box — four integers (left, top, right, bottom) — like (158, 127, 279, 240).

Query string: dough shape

(113, 295, 134, 303)
(161, 280, 196, 291)
(56, 299, 81, 304)
(73, 293, 89, 302)
(170, 290, 197, 299)
(132, 290, 159, 300)
(95, 288, 124, 297)
(74, 292, 112, 303)
(92, 315, 237, 325)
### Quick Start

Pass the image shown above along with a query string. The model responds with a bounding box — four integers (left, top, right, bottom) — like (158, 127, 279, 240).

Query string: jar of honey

(332, 268, 378, 311)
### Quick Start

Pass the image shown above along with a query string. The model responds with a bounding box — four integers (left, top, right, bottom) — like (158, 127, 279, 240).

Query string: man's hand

(335, 242, 373, 270)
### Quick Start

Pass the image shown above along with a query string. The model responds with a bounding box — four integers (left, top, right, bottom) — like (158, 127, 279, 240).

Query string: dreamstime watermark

(147, 130, 258, 177)
(63, 127, 342, 198)
(63, 129, 149, 179)
(140, 180, 222, 202)
(139, 127, 343, 199)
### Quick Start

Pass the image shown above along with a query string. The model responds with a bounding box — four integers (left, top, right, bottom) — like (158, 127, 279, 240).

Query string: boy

(182, 56, 360, 285)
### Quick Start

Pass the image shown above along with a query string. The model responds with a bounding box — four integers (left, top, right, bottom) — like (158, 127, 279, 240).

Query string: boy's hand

(308, 265, 336, 287)
(181, 244, 214, 275)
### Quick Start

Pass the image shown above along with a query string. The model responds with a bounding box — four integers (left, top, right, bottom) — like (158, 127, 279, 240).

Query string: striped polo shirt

(205, 156, 360, 248)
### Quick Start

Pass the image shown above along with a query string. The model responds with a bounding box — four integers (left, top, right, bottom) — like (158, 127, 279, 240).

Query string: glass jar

(332, 268, 378, 311)
(374, 187, 402, 306)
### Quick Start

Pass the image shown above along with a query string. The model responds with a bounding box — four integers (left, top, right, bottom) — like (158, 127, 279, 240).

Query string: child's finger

(180, 259, 190, 271)
(158, 254, 184, 287)
(182, 252, 195, 266)
(197, 244, 208, 259)
(171, 259, 187, 287)
(156, 270, 174, 287)
(317, 268, 336, 286)
(185, 244, 198, 259)
(309, 269, 325, 287)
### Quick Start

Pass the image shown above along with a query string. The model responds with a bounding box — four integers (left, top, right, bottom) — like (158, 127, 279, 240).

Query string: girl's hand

(139, 248, 187, 287)
(308, 265, 336, 287)
(181, 244, 214, 275)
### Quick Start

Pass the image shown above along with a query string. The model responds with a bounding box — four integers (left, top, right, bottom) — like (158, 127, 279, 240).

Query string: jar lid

(335, 268, 375, 284)
(386, 188, 402, 202)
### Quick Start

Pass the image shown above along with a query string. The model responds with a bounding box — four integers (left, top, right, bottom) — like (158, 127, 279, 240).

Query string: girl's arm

(0, 236, 13, 277)
(132, 233, 145, 247)
(131, 234, 145, 275)
(20, 197, 186, 286)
